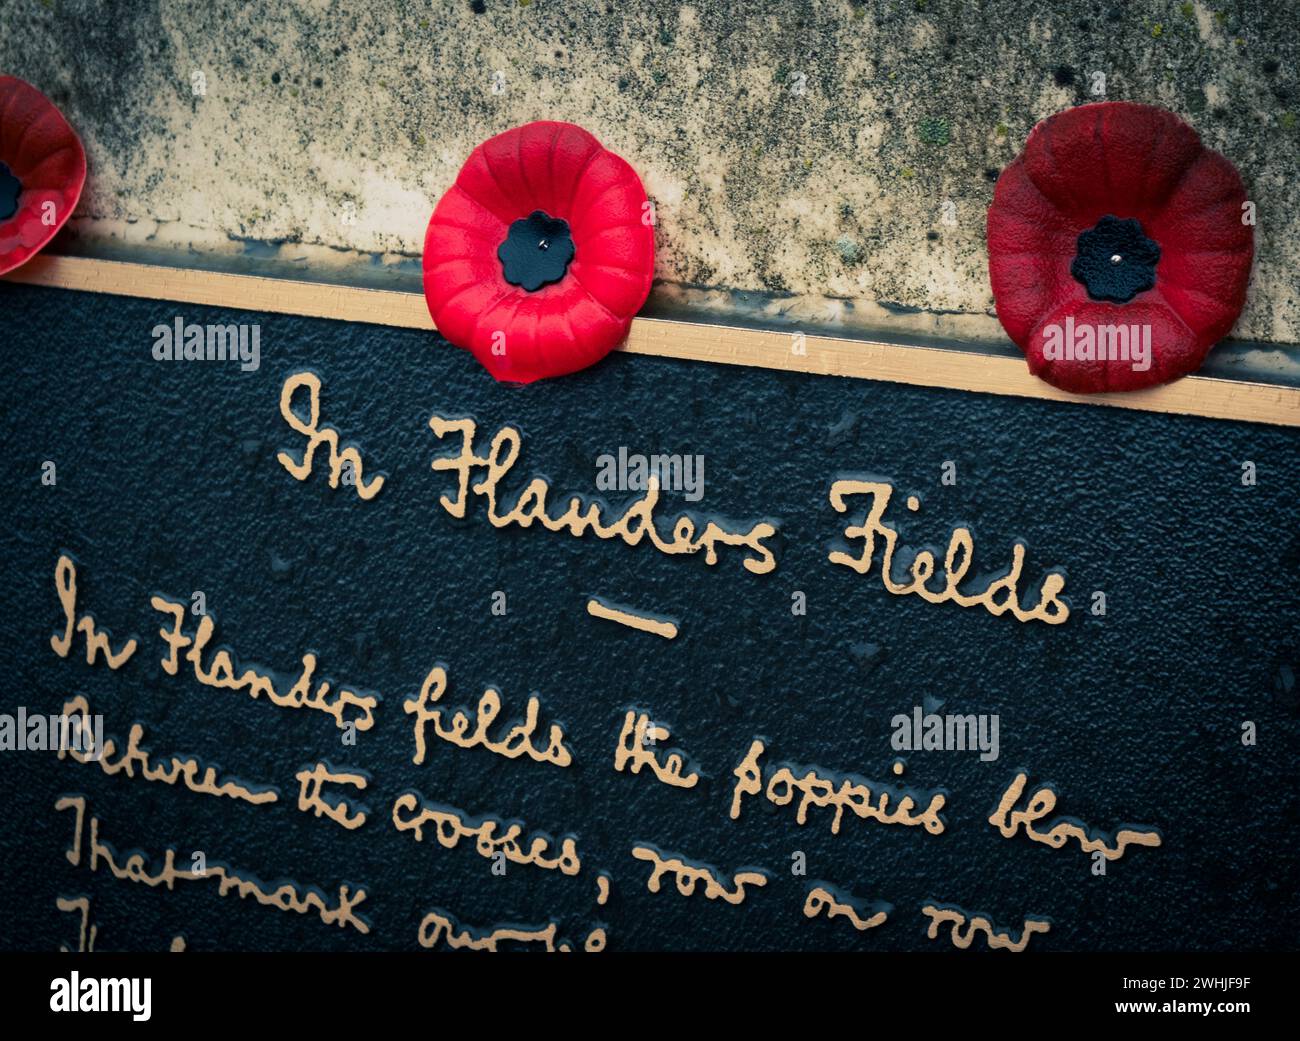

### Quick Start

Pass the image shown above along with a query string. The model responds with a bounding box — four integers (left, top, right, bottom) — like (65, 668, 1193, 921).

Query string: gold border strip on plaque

(7, 254, 1298, 428)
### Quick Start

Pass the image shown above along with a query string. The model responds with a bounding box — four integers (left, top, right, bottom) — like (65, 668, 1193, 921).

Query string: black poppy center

(498, 210, 575, 291)
(1070, 214, 1160, 304)
(0, 161, 21, 221)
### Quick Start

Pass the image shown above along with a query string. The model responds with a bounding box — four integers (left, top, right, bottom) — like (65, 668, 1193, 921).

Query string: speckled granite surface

(2, 0, 1297, 347)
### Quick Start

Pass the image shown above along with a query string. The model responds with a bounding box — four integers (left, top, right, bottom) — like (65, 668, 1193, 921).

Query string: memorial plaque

(2, 277, 1296, 956)
(0, 4, 1297, 1018)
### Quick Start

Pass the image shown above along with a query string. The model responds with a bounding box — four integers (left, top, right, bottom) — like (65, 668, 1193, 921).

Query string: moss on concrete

(2, 0, 1296, 345)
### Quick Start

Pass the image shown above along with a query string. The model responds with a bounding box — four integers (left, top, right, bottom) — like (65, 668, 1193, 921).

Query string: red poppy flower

(0, 76, 86, 277)
(423, 121, 655, 384)
(987, 102, 1252, 393)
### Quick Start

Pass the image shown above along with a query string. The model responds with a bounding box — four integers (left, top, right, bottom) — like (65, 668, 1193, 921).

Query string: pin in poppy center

(498, 210, 575, 291)
(1070, 214, 1160, 304)
(0, 161, 21, 221)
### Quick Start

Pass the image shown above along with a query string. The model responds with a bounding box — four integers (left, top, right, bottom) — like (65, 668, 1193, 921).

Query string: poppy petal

(1096, 102, 1202, 212)
(0, 77, 87, 276)
(1025, 296, 1195, 393)
(569, 152, 650, 235)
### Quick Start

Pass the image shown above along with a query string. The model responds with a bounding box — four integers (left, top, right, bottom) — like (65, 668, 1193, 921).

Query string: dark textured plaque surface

(1, 281, 1296, 952)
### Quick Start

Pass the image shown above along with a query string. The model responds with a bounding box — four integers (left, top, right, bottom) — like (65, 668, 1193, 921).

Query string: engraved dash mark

(586, 598, 679, 640)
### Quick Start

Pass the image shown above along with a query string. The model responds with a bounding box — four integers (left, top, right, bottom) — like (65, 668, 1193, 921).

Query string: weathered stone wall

(3, 0, 1296, 345)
